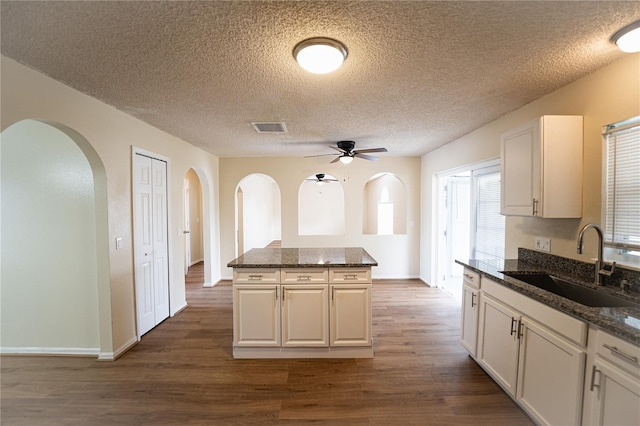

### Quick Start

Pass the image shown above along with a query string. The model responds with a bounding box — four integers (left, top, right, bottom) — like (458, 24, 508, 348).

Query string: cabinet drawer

(329, 268, 371, 283)
(596, 330, 640, 376)
(463, 268, 480, 289)
(233, 268, 280, 284)
(282, 268, 328, 283)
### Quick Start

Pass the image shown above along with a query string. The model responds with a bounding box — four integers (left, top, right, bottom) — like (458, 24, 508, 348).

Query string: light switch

(116, 237, 123, 250)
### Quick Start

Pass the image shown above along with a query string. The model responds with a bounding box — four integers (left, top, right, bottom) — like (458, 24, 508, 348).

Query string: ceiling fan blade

(354, 153, 379, 161)
(354, 147, 388, 154)
(329, 145, 347, 153)
(330, 156, 341, 164)
(304, 153, 340, 158)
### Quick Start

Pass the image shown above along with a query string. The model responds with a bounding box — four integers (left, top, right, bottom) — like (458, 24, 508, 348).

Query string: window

(472, 169, 504, 261)
(603, 116, 640, 265)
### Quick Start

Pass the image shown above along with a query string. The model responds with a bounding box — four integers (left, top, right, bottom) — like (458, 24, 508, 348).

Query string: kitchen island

(227, 247, 378, 358)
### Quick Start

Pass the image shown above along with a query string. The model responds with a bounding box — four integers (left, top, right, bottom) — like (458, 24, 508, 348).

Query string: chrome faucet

(577, 223, 616, 285)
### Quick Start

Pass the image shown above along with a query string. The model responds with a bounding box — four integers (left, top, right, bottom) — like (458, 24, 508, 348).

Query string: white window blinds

(473, 170, 505, 260)
(604, 116, 640, 250)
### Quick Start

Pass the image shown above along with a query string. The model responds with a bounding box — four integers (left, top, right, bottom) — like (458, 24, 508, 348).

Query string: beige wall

(220, 156, 421, 279)
(1, 120, 100, 353)
(421, 53, 640, 283)
(1, 56, 222, 358)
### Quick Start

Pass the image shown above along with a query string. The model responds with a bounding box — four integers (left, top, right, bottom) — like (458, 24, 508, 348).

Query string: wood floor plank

(1, 262, 533, 425)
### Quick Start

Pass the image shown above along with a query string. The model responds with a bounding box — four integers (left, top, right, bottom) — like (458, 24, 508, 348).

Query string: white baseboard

(100, 335, 139, 361)
(1, 346, 100, 357)
(171, 301, 188, 317)
(190, 258, 203, 266)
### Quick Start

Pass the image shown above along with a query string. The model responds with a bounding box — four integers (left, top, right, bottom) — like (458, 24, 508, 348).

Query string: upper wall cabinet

(500, 115, 583, 218)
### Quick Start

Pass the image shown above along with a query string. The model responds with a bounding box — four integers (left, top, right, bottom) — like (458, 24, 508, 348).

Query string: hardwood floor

(1, 262, 532, 425)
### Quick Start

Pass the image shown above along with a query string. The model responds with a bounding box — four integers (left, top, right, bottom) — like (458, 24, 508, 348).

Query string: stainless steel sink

(502, 272, 640, 308)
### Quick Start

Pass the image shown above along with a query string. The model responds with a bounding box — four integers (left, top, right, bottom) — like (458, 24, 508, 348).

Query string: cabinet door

(516, 319, 585, 425)
(330, 284, 371, 347)
(233, 285, 280, 347)
(461, 284, 479, 356)
(500, 120, 540, 216)
(585, 358, 640, 426)
(281, 285, 329, 347)
(477, 295, 520, 396)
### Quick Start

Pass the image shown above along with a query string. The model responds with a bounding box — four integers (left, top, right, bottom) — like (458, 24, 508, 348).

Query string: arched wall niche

(235, 173, 281, 254)
(362, 172, 407, 235)
(298, 173, 345, 236)
(0, 118, 113, 357)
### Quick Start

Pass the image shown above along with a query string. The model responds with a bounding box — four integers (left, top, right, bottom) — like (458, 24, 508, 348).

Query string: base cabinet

(461, 283, 480, 356)
(476, 279, 586, 425)
(281, 285, 329, 347)
(582, 328, 640, 425)
(330, 284, 371, 347)
(233, 285, 280, 347)
(232, 267, 372, 358)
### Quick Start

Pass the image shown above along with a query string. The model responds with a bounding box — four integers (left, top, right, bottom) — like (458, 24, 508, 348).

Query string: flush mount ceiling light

(293, 37, 347, 74)
(611, 20, 640, 53)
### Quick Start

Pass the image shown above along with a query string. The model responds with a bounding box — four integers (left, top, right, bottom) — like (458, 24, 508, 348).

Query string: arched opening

(235, 174, 281, 255)
(362, 173, 407, 235)
(1, 119, 112, 357)
(184, 168, 204, 273)
(298, 173, 345, 236)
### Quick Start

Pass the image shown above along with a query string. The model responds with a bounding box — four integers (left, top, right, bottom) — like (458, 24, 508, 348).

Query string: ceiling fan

(305, 173, 339, 184)
(306, 140, 388, 164)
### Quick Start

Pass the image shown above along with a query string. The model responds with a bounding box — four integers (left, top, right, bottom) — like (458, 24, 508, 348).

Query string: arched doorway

(184, 168, 204, 273)
(235, 174, 281, 255)
(1, 119, 112, 357)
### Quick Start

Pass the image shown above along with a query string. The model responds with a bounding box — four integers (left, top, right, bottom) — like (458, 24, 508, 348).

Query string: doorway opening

(436, 161, 504, 301)
(235, 174, 281, 256)
(184, 169, 204, 275)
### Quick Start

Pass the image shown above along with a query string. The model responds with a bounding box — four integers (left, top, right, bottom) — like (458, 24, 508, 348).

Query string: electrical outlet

(535, 237, 551, 252)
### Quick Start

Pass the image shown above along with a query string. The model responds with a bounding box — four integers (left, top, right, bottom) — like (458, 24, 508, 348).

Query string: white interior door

(134, 153, 170, 337)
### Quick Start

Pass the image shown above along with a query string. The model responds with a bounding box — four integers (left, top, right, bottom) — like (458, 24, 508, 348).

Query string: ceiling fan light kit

(339, 156, 354, 164)
(611, 20, 640, 53)
(293, 37, 348, 74)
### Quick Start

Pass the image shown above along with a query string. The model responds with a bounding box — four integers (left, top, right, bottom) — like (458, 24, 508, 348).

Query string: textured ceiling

(2, 1, 639, 158)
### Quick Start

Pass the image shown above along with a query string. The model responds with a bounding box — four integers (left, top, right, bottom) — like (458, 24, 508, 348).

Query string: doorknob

(183, 230, 190, 234)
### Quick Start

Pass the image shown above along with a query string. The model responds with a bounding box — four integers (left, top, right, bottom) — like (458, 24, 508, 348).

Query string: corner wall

(420, 53, 640, 284)
(1, 55, 222, 358)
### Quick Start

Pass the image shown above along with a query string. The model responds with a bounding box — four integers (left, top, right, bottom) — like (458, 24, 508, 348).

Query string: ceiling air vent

(251, 122, 288, 133)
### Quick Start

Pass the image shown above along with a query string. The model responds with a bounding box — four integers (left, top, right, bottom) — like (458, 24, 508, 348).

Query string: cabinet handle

(297, 275, 311, 281)
(590, 365, 601, 392)
(471, 292, 476, 308)
(463, 273, 475, 281)
(532, 198, 538, 216)
(510, 317, 517, 336)
(344, 274, 358, 280)
(517, 320, 524, 340)
(275, 287, 278, 301)
(248, 274, 263, 281)
(331, 287, 335, 303)
(603, 344, 638, 363)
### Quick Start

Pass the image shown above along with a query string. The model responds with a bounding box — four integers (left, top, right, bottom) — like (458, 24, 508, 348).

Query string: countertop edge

(456, 259, 640, 346)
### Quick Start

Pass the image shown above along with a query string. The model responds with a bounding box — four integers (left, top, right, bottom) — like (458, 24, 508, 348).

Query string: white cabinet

(281, 285, 329, 347)
(460, 268, 480, 357)
(583, 329, 640, 425)
(477, 294, 520, 396)
(232, 267, 373, 358)
(516, 318, 585, 425)
(330, 284, 371, 347)
(477, 278, 586, 425)
(233, 284, 280, 347)
(500, 115, 583, 218)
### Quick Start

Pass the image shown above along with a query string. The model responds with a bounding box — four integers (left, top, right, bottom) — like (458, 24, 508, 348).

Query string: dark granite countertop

(227, 247, 378, 268)
(456, 257, 640, 346)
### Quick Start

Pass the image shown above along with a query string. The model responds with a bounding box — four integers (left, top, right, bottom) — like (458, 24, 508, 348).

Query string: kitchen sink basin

(502, 273, 640, 308)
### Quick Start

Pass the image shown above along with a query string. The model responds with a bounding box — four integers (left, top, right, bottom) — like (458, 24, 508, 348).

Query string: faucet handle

(599, 261, 616, 277)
